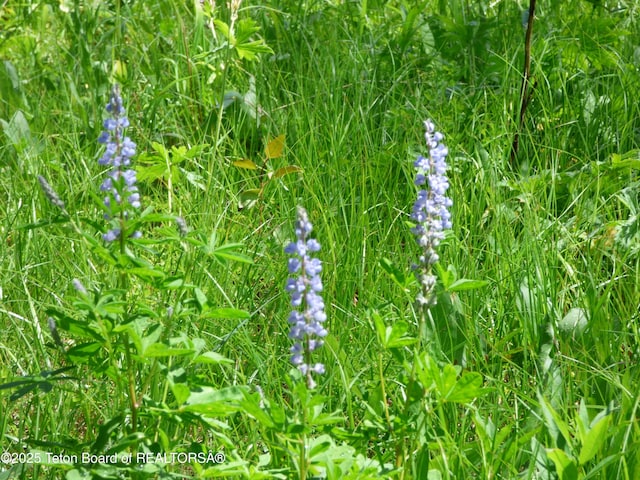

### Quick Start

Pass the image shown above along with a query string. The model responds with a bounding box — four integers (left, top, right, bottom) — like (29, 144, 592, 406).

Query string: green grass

(1, 0, 640, 478)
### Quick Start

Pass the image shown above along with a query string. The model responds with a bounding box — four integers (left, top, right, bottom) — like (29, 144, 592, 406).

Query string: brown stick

(510, 0, 537, 164)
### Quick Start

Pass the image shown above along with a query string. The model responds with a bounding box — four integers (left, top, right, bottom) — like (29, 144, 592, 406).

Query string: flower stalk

(98, 84, 141, 247)
(410, 120, 452, 309)
(284, 206, 327, 389)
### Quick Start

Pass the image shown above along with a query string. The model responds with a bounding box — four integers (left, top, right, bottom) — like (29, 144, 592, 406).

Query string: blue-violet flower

(411, 120, 452, 307)
(284, 206, 327, 388)
(98, 85, 141, 242)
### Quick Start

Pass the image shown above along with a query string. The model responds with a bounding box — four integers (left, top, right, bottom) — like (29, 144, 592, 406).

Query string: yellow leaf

(273, 165, 302, 178)
(265, 135, 285, 159)
(233, 159, 258, 170)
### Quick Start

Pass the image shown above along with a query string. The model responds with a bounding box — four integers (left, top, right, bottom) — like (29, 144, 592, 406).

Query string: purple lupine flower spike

(285, 207, 327, 388)
(99, 85, 141, 241)
(411, 120, 452, 307)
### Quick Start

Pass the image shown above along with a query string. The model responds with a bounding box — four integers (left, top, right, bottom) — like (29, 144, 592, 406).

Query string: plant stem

(510, 0, 537, 164)
(298, 405, 309, 479)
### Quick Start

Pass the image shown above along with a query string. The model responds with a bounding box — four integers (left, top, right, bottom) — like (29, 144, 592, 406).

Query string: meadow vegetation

(1, 0, 639, 478)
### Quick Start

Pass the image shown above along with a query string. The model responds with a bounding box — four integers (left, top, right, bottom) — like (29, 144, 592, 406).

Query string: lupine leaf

(193, 352, 233, 365)
(143, 343, 193, 358)
(447, 278, 490, 292)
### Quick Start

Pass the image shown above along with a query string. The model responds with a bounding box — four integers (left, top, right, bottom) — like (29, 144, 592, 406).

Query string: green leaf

(143, 343, 194, 358)
(127, 267, 166, 280)
(557, 308, 588, 339)
(379, 258, 413, 289)
(238, 188, 262, 209)
(170, 383, 191, 406)
(67, 342, 102, 363)
(194, 287, 208, 309)
(193, 351, 233, 365)
(546, 449, 579, 480)
(414, 353, 438, 392)
(161, 277, 193, 289)
(434, 363, 459, 399)
(371, 311, 387, 346)
(182, 169, 206, 190)
(236, 40, 273, 61)
(239, 392, 277, 428)
(202, 307, 250, 320)
(414, 444, 430, 479)
(578, 411, 611, 464)
(91, 415, 124, 454)
(137, 163, 168, 183)
(538, 393, 574, 451)
(1, 110, 32, 149)
(208, 243, 253, 264)
(443, 371, 484, 403)
(610, 149, 640, 170)
(181, 386, 246, 416)
(234, 19, 273, 61)
(379, 320, 417, 349)
(54, 315, 103, 341)
(447, 278, 490, 292)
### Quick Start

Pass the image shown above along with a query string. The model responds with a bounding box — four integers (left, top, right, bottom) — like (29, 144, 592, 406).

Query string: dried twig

(510, 0, 537, 164)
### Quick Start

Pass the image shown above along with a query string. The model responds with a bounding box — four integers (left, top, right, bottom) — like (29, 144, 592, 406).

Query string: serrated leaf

(136, 163, 168, 183)
(236, 41, 273, 61)
(265, 135, 285, 159)
(150, 141, 169, 157)
(213, 19, 232, 42)
(610, 149, 640, 170)
(182, 170, 206, 190)
(233, 159, 258, 170)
